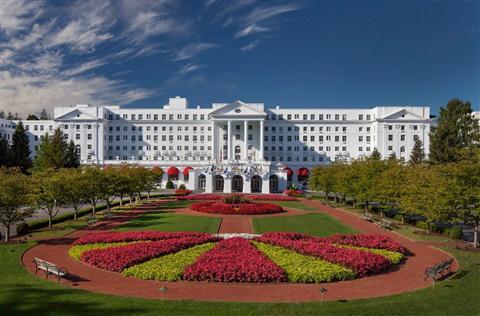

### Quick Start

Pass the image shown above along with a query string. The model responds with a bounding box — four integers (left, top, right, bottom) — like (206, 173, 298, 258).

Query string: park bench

(361, 212, 375, 222)
(424, 259, 454, 282)
(378, 219, 393, 230)
(33, 257, 69, 283)
(87, 215, 97, 226)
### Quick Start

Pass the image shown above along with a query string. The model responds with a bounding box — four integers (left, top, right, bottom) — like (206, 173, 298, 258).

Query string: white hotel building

(0, 97, 440, 193)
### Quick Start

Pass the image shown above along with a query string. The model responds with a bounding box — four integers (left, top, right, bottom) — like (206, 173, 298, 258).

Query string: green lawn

(269, 201, 317, 211)
(116, 211, 220, 233)
(252, 213, 357, 236)
(1, 239, 479, 315)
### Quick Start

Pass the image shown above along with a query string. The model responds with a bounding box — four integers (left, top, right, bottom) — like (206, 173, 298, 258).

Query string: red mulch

(21, 199, 458, 302)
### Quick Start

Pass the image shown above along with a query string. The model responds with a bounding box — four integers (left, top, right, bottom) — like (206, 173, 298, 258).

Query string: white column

(259, 120, 264, 161)
(227, 120, 232, 160)
(243, 120, 248, 161)
(211, 121, 216, 162)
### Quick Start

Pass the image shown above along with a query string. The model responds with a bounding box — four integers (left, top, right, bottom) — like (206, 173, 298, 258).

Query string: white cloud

(173, 43, 217, 61)
(244, 3, 301, 25)
(0, 0, 43, 35)
(241, 40, 259, 51)
(235, 24, 270, 38)
(178, 63, 204, 75)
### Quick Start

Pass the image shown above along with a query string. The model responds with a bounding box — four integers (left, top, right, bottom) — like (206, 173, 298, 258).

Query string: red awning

(283, 167, 293, 176)
(167, 166, 179, 176)
(183, 166, 193, 176)
(297, 168, 310, 176)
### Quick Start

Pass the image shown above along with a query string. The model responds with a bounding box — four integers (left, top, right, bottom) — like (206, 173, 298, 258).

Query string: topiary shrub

(416, 221, 429, 230)
(445, 226, 463, 239)
(223, 193, 249, 204)
(16, 222, 29, 235)
(166, 180, 174, 189)
(178, 183, 187, 190)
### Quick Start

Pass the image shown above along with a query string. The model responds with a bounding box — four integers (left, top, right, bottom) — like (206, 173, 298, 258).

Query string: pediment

(381, 109, 424, 120)
(54, 109, 99, 121)
(210, 100, 266, 118)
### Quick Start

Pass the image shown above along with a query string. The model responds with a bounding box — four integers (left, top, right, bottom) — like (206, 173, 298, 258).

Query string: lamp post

(319, 287, 327, 303)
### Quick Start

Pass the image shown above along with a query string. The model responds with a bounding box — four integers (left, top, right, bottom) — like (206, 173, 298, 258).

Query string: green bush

(166, 180, 174, 189)
(178, 183, 187, 190)
(16, 222, 29, 235)
(393, 215, 403, 222)
(445, 226, 463, 240)
(416, 221, 429, 230)
(122, 243, 215, 280)
(253, 241, 355, 283)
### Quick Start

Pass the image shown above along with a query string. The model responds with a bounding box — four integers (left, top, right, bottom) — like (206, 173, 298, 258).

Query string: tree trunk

(5, 225, 10, 242)
(365, 201, 369, 212)
(119, 195, 123, 206)
(92, 202, 96, 214)
(129, 195, 133, 205)
(48, 215, 52, 229)
(147, 191, 151, 202)
(474, 224, 479, 248)
(73, 208, 78, 221)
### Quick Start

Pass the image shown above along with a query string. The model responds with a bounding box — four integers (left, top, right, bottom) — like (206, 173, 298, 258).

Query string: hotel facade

(1, 97, 440, 193)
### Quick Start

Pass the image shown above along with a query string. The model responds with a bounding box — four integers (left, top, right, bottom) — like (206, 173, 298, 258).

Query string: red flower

(190, 201, 284, 215)
(183, 237, 286, 282)
(74, 231, 215, 245)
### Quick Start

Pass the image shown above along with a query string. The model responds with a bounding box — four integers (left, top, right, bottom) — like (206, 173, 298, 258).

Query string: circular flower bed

(190, 201, 284, 215)
(70, 231, 407, 283)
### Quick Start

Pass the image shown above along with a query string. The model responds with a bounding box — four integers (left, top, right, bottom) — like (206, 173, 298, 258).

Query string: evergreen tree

(10, 122, 32, 172)
(0, 138, 11, 167)
(34, 128, 68, 170)
(6, 112, 13, 120)
(429, 98, 480, 163)
(409, 138, 425, 164)
(26, 114, 39, 120)
(13, 113, 21, 120)
(64, 140, 80, 168)
(39, 109, 49, 120)
(0, 110, 5, 118)
(370, 148, 382, 160)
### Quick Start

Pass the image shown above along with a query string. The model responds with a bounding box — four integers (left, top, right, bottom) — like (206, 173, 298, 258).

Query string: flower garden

(177, 193, 298, 201)
(69, 231, 407, 283)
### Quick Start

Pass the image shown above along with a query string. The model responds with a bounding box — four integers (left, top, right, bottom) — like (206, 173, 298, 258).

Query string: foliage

(183, 237, 286, 283)
(223, 193, 250, 204)
(175, 189, 192, 195)
(166, 180, 174, 189)
(10, 121, 32, 172)
(69, 242, 132, 260)
(80, 235, 219, 272)
(15, 222, 29, 235)
(64, 140, 80, 168)
(429, 98, 480, 163)
(0, 167, 32, 241)
(320, 233, 407, 254)
(33, 128, 68, 170)
(122, 243, 216, 281)
(253, 241, 355, 283)
(191, 201, 284, 215)
(409, 138, 426, 164)
(74, 231, 215, 245)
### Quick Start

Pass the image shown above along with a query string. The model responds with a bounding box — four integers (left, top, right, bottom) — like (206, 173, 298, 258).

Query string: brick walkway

(21, 199, 458, 303)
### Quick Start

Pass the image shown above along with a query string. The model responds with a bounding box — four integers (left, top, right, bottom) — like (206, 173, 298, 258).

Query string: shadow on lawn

(0, 286, 149, 316)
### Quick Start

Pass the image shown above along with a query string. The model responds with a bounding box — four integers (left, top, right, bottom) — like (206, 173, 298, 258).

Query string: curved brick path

(21, 198, 458, 302)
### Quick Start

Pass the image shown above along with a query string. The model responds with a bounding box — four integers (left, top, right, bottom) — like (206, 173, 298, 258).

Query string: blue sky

(1, 0, 478, 116)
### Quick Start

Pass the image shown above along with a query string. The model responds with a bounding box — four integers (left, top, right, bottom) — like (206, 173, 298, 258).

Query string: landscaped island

(70, 231, 407, 283)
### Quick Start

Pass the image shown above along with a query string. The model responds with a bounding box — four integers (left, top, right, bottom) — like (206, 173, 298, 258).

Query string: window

(358, 114, 363, 120)
(388, 134, 393, 141)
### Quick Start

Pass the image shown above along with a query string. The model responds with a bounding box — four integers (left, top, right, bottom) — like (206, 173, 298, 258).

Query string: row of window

(106, 155, 212, 161)
(107, 113, 208, 121)
(266, 113, 374, 121)
(108, 135, 212, 142)
(108, 125, 212, 133)
(107, 145, 212, 152)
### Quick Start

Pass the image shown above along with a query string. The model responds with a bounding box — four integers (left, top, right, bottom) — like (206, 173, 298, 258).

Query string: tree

(309, 166, 335, 201)
(64, 140, 80, 168)
(97, 168, 119, 213)
(61, 169, 88, 221)
(84, 167, 103, 213)
(429, 98, 480, 163)
(0, 110, 5, 118)
(39, 109, 49, 120)
(33, 128, 68, 170)
(370, 148, 382, 160)
(6, 112, 13, 120)
(409, 138, 425, 165)
(0, 168, 32, 242)
(353, 158, 386, 212)
(29, 170, 68, 229)
(0, 138, 11, 167)
(10, 121, 32, 173)
(376, 159, 406, 218)
(26, 114, 39, 120)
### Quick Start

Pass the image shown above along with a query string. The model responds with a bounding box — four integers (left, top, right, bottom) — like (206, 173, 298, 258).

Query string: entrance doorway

(214, 175, 224, 191)
(269, 175, 279, 193)
(251, 175, 262, 193)
(198, 174, 206, 191)
(232, 175, 243, 192)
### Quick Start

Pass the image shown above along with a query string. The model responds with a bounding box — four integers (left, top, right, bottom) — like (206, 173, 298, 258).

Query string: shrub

(183, 237, 286, 283)
(166, 180, 174, 189)
(253, 241, 355, 283)
(255, 235, 391, 276)
(122, 243, 216, 281)
(16, 222, 29, 235)
(224, 193, 250, 204)
(445, 226, 463, 239)
(175, 189, 192, 196)
(80, 235, 219, 272)
(74, 231, 215, 245)
(190, 201, 284, 215)
(178, 184, 187, 190)
(416, 221, 429, 230)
